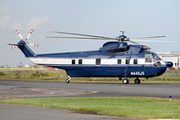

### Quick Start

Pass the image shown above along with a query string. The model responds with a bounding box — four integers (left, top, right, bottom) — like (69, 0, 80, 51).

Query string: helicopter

(9, 30, 173, 84)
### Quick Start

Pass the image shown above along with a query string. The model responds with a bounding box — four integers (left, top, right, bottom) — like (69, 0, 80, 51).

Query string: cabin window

(126, 58, 129, 64)
(79, 59, 82, 64)
(134, 59, 138, 64)
(96, 58, 101, 65)
(72, 59, 75, 64)
(145, 54, 152, 63)
(117, 59, 121, 64)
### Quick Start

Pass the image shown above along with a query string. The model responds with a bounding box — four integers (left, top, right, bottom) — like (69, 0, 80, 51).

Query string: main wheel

(134, 79, 140, 84)
(123, 79, 129, 84)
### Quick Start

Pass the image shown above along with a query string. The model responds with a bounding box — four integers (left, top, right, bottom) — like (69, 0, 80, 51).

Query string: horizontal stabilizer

(8, 43, 24, 46)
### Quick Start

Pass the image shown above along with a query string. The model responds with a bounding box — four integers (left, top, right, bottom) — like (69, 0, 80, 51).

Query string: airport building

(157, 52, 180, 69)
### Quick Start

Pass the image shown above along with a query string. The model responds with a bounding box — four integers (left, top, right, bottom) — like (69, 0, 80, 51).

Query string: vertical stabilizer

(17, 40, 36, 57)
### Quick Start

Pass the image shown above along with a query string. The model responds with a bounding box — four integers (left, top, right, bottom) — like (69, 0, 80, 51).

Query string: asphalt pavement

(1, 80, 180, 120)
(1, 104, 138, 120)
(0, 80, 180, 98)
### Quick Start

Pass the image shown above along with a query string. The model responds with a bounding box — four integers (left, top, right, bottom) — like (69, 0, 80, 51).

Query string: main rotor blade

(128, 40, 139, 44)
(131, 39, 180, 43)
(52, 31, 115, 39)
(46, 36, 116, 40)
(133, 36, 166, 39)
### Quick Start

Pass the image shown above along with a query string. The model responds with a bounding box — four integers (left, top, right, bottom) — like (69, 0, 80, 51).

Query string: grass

(0, 69, 66, 81)
(0, 97, 180, 119)
(1, 68, 180, 83)
(0, 68, 46, 71)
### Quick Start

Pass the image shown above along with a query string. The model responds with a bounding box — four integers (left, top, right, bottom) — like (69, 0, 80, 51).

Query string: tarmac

(1, 80, 180, 120)
(0, 80, 180, 98)
(1, 104, 139, 120)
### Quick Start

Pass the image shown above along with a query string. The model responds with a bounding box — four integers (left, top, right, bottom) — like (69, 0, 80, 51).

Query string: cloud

(0, 5, 10, 28)
(12, 22, 25, 30)
(0, 15, 10, 28)
(0, 4, 53, 30)
(27, 16, 51, 29)
(0, 4, 8, 14)
(36, 34, 45, 41)
(11, 15, 53, 31)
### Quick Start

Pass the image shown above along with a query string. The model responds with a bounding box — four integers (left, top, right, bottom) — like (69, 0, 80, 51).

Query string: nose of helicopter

(166, 61, 173, 67)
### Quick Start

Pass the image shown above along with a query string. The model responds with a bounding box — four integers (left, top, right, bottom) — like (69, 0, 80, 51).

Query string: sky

(0, 0, 180, 66)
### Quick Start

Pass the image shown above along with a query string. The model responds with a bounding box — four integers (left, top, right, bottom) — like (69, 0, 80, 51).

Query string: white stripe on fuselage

(28, 57, 166, 66)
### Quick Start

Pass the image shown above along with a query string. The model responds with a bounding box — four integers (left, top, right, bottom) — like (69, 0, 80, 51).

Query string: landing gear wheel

(134, 79, 141, 84)
(66, 79, 70, 83)
(123, 79, 129, 84)
(65, 76, 71, 83)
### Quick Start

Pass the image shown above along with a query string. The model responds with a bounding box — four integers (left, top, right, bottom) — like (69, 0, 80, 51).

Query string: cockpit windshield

(145, 52, 162, 63)
(152, 53, 162, 61)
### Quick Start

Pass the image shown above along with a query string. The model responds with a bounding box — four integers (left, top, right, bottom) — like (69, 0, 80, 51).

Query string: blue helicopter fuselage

(15, 40, 170, 79)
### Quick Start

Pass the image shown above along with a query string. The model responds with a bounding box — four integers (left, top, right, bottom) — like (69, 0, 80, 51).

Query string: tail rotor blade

(11, 45, 17, 49)
(25, 29, 34, 41)
(15, 30, 23, 40)
(26, 42, 39, 47)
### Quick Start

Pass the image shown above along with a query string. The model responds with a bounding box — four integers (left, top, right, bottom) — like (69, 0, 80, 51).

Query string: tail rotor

(11, 29, 39, 49)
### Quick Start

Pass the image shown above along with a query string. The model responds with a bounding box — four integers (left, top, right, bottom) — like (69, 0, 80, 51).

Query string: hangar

(157, 52, 180, 69)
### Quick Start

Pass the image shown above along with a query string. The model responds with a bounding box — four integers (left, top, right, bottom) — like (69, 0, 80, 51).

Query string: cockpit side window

(145, 54, 153, 63)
